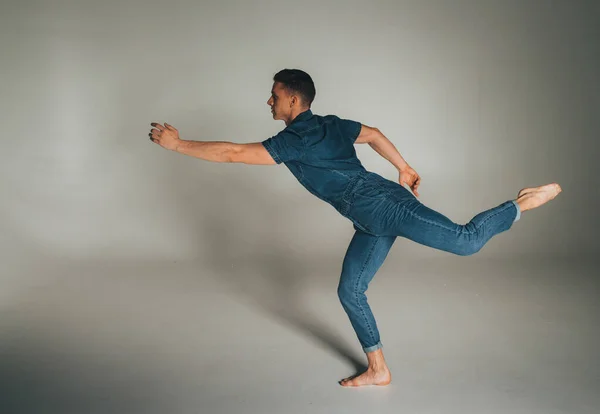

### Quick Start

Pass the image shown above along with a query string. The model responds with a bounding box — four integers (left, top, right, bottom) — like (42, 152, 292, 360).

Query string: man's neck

(285, 107, 310, 126)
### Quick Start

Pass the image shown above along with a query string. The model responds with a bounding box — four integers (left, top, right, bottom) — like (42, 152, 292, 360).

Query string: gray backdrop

(1, 1, 598, 413)
(1, 0, 598, 266)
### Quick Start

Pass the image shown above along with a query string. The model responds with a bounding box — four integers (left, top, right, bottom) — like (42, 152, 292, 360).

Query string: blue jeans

(337, 171, 521, 353)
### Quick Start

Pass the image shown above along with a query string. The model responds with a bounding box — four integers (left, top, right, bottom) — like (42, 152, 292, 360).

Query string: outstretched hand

(399, 166, 421, 197)
(149, 122, 181, 151)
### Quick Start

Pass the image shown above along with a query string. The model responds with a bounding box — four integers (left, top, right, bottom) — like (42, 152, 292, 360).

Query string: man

(149, 69, 562, 387)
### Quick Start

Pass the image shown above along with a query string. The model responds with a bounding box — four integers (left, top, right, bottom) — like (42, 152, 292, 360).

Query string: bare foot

(340, 348, 392, 387)
(516, 183, 562, 212)
(340, 367, 391, 387)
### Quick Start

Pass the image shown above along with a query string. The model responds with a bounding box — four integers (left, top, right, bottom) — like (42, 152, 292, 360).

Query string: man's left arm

(149, 122, 276, 165)
(175, 140, 237, 163)
(177, 141, 276, 165)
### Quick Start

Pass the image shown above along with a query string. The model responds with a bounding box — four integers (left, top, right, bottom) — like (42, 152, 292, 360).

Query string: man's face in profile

(267, 82, 292, 121)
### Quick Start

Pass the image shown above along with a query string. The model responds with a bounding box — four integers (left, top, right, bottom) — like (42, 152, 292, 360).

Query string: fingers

(148, 122, 178, 149)
(150, 122, 165, 131)
(151, 122, 177, 131)
(149, 130, 163, 142)
(149, 122, 177, 139)
(149, 125, 161, 142)
(411, 183, 419, 196)
(413, 176, 420, 197)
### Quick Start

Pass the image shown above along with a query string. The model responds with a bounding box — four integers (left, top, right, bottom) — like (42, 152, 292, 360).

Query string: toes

(340, 376, 363, 387)
(518, 188, 535, 198)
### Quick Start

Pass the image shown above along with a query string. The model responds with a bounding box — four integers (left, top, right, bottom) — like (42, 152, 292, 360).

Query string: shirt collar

(290, 108, 313, 125)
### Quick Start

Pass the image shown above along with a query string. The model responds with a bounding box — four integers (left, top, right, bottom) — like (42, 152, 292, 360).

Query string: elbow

(227, 144, 241, 163)
(369, 129, 385, 145)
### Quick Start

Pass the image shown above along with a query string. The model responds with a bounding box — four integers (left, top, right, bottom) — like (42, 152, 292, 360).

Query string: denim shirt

(261, 109, 370, 217)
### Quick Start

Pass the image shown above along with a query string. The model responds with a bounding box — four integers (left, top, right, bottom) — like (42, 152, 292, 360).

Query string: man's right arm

(356, 124, 409, 171)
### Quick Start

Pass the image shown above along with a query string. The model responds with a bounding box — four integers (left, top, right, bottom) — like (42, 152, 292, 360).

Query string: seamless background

(1, 1, 598, 413)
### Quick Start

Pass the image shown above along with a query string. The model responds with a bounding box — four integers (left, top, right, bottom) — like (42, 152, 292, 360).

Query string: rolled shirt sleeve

(261, 130, 305, 164)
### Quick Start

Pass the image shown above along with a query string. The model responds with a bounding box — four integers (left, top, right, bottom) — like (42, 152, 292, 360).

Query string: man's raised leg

(379, 183, 561, 255)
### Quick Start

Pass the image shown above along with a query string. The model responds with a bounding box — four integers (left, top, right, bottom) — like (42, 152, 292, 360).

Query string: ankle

(368, 364, 389, 374)
(366, 350, 388, 370)
(515, 196, 529, 213)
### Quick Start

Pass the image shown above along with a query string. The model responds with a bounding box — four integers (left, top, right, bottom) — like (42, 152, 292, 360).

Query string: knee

(338, 279, 363, 308)
(337, 282, 352, 305)
(454, 241, 483, 256)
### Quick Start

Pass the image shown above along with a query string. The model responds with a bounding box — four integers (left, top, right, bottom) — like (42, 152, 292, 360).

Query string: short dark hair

(273, 69, 316, 107)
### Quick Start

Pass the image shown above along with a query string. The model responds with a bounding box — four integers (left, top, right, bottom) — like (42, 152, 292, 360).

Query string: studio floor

(1, 256, 598, 414)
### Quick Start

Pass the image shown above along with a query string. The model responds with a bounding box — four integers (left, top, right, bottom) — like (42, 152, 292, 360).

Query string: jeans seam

(353, 237, 380, 346)
(472, 202, 514, 230)
(357, 178, 391, 200)
(403, 202, 513, 235)
(372, 180, 391, 197)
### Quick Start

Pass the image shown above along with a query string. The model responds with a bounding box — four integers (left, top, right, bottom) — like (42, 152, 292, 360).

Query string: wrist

(174, 139, 186, 152)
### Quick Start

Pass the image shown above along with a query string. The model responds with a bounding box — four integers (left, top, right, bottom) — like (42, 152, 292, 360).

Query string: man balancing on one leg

(149, 68, 562, 387)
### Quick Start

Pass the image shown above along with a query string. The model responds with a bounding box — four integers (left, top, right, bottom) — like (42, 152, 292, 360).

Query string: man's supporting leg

(338, 225, 396, 386)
